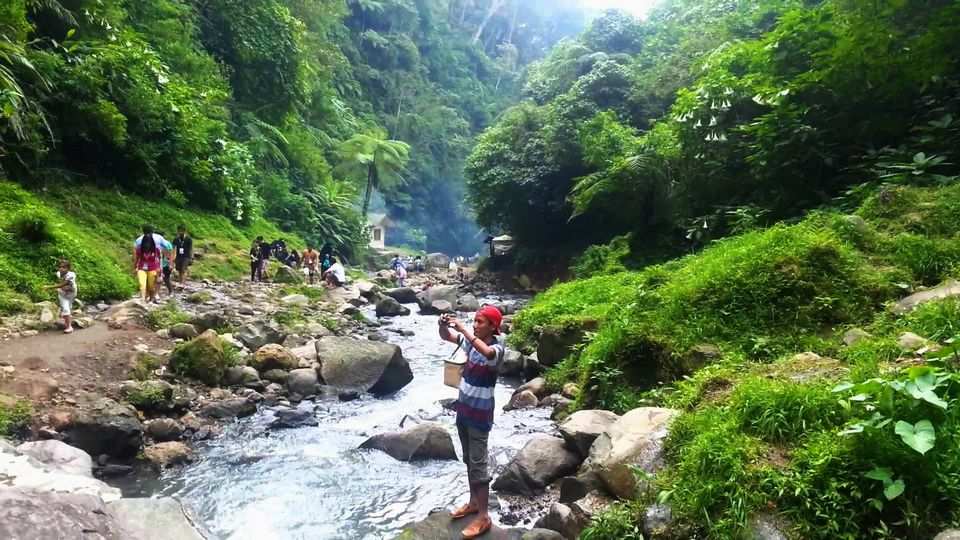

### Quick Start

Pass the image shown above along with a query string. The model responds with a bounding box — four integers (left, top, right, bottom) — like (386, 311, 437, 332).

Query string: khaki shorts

(457, 423, 490, 485)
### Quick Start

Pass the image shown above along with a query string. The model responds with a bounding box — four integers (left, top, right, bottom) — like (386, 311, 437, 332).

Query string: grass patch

(0, 398, 32, 437)
(129, 352, 166, 381)
(0, 181, 301, 314)
(279, 284, 324, 300)
(145, 301, 191, 330)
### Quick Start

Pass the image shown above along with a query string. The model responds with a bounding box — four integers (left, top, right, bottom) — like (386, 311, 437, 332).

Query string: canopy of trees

(467, 0, 960, 264)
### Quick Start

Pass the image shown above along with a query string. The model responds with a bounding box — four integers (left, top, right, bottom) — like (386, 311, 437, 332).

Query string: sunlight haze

(579, 0, 658, 18)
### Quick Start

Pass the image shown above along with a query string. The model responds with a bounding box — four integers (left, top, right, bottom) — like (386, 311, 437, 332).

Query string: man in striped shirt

(439, 305, 504, 539)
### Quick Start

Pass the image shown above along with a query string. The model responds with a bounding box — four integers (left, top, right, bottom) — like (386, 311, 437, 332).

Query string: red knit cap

(477, 305, 503, 335)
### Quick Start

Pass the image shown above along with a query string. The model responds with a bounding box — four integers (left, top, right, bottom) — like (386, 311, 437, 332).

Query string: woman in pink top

(134, 233, 162, 302)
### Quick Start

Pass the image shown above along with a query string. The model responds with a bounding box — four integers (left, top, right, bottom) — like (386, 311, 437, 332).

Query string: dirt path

(0, 322, 168, 412)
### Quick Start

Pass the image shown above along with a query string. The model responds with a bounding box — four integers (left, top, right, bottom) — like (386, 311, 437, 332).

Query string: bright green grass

(0, 181, 300, 314)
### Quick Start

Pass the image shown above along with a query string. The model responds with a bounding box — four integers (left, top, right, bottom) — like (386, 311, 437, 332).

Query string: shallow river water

(123, 299, 553, 540)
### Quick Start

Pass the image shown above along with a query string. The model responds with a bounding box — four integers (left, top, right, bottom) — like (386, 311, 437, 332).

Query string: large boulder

(250, 344, 299, 372)
(360, 423, 457, 461)
(558, 410, 620, 458)
(581, 407, 679, 499)
(315, 337, 413, 396)
(491, 436, 583, 496)
(1, 440, 119, 501)
(356, 281, 382, 300)
(0, 490, 127, 539)
(415, 285, 459, 314)
(168, 330, 230, 386)
(500, 349, 524, 377)
(395, 509, 526, 539)
(429, 300, 454, 314)
(273, 265, 304, 284)
(424, 252, 451, 269)
(190, 312, 227, 333)
(455, 294, 480, 313)
(503, 390, 539, 411)
(198, 398, 256, 419)
(223, 366, 260, 387)
(107, 497, 206, 540)
(385, 287, 418, 304)
(143, 442, 193, 468)
(534, 503, 588, 540)
(280, 294, 309, 306)
(62, 397, 143, 459)
(145, 418, 184, 442)
(537, 324, 593, 367)
(269, 407, 319, 429)
(286, 368, 319, 397)
(376, 296, 411, 317)
(168, 323, 198, 340)
(103, 300, 148, 329)
(235, 320, 287, 351)
(892, 278, 960, 315)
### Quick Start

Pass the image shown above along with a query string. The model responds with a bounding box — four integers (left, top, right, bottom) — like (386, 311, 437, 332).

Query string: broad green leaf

(884, 479, 905, 500)
(832, 382, 854, 393)
(865, 468, 892, 482)
(895, 420, 936, 454)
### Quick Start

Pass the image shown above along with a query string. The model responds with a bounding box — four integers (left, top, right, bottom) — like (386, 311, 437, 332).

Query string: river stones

(500, 348, 524, 377)
(534, 503, 589, 540)
(103, 299, 148, 329)
(286, 368, 319, 397)
(273, 265, 304, 284)
(395, 508, 527, 539)
(223, 366, 261, 387)
(315, 337, 413, 396)
(384, 287, 418, 304)
(235, 320, 287, 351)
(455, 294, 480, 312)
(503, 390, 538, 411)
(269, 407, 318, 429)
(61, 397, 143, 460)
(359, 423, 457, 461)
(491, 436, 583, 496)
(558, 410, 620, 459)
(145, 418, 184, 442)
(415, 285, 459, 314)
(190, 312, 227, 333)
(198, 398, 256, 419)
(1, 439, 119, 501)
(169, 323, 199, 340)
(251, 344, 299, 372)
(16, 440, 93, 478)
(143, 442, 193, 468)
(0, 490, 125, 539)
(580, 407, 678, 499)
(168, 330, 230, 386)
(376, 296, 411, 317)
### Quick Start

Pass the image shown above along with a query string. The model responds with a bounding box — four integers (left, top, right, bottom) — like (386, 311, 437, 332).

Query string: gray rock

(143, 442, 193, 468)
(643, 503, 674, 538)
(315, 337, 413, 396)
(424, 252, 451, 269)
(935, 530, 960, 540)
(108, 497, 206, 540)
(503, 389, 539, 411)
(224, 366, 260, 387)
(501, 349, 524, 377)
(145, 419, 184, 442)
(0, 489, 127, 539)
(235, 320, 286, 351)
(103, 299, 149, 329)
(491, 436, 583, 495)
(415, 285, 459, 314)
(842, 328, 872, 346)
(516, 377, 548, 398)
(63, 398, 143, 459)
(356, 281, 382, 300)
(396, 508, 526, 539)
(384, 287, 418, 304)
(892, 279, 960, 315)
(747, 513, 790, 540)
(281, 294, 309, 306)
(190, 312, 227, 332)
(898, 331, 929, 352)
(534, 503, 587, 540)
(1, 440, 119, 501)
(376, 297, 411, 317)
(269, 408, 318, 429)
(262, 368, 289, 384)
(522, 530, 566, 540)
(198, 398, 256, 419)
(16, 440, 93, 477)
(273, 265, 304, 284)
(537, 323, 594, 367)
(455, 294, 480, 312)
(559, 410, 620, 458)
(250, 344, 299, 372)
(360, 423, 457, 461)
(338, 390, 361, 401)
(168, 323, 198, 340)
(286, 368, 319, 397)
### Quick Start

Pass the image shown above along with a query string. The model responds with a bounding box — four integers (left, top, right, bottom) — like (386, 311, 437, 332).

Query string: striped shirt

(455, 335, 504, 432)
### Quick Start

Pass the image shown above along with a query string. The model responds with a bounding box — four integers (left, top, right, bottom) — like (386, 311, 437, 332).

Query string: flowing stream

(120, 298, 553, 540)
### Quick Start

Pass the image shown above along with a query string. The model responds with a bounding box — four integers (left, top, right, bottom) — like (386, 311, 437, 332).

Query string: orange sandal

(450, 503, 478, 519)
(461, 516, 491, 539)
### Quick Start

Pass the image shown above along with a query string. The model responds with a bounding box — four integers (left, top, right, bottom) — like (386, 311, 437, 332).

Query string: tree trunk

(473, 0, 505, 44)
(362, 165, 375, 217)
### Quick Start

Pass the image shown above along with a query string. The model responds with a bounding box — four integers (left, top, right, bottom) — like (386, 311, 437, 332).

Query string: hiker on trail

(258, 238, 273, 280)
(438, 306, 505, 539)
(323, 256, 346, 288)
(302, 245, 319, 284)
(172, 225, 193, 286)
(45, 259, 77, 334)
(156, 230, 174, 299)
(287, 248, 300, 268)
(134, 230, 163, 302)
(390, 253, 407, 287)
(250, 236, 264, 282)
(413, 255, 423, 273)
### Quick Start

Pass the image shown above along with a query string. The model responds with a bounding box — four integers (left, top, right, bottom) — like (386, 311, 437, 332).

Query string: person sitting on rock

(438, 306, 505, 539)
(323, 256, 346, 288)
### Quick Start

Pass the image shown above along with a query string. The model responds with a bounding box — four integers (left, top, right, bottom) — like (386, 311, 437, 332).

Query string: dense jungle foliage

(468, 0, 960, 266)
(499, 1, 960, 538)
(0, 0, 590, 259)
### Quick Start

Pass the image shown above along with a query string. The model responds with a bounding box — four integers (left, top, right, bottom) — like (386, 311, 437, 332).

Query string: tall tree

(473, 0, 505, 43)
(335, 129, 411, 216)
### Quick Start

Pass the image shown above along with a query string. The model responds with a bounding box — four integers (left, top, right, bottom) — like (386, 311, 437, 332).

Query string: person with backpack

(133, 229, 163, 302)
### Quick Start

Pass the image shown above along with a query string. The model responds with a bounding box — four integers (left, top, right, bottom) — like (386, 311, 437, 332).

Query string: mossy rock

(168, 330, 230, 386)
(121, 380, 174, 412)
(186, 291, 213, 304)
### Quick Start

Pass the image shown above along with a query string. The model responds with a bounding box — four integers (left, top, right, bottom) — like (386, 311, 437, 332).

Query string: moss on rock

(168, 330, 232, 386)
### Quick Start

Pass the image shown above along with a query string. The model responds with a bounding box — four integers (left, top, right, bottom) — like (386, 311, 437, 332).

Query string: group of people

(249, 237, 346, 287)
(133, 225, 194, 303)
(389, 254, 428, 287)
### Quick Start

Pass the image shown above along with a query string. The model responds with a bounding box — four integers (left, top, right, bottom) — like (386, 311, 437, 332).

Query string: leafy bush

(145, 302, 191, 330)
(129, 352, 165, 381)
(730, 378, 846, 443)
(6, 210, 53, 244)
(580, 501, 645, 540)
(0, 398, 32, 437)
(570, 234, 632, 278)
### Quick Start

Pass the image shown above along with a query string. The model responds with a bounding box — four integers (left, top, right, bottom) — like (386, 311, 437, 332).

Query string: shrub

(570, 234, 632, 278)
(729, 378, 846, 443)
(0, 398, 32, 437)
(580, 501, 645, 540)
(6, 210, 53, 244)
(129, 352, 165, 381)
(145, 302, 192, 330)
